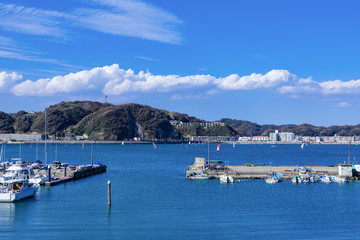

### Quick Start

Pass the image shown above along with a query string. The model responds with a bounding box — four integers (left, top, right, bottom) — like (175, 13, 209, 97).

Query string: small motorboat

(320, 175, 332, 183)
(219, 174, 234, 183)
(292, 175, 302, 184)
(308, 173, 319, 183)
(265, 172, 282, 184)
(188, 170, 213, 180)
(330, 176, 350, 183)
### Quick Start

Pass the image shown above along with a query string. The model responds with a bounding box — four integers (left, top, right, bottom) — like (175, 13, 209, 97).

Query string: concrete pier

(0, 162, 107, 186)
(35, 164, 107, 185)
(71, 165, 107, 180)
(186, 164, 338, 179)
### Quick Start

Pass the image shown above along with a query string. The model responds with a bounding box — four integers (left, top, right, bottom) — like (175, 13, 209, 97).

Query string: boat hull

(266, 173, 282, 184)
(265, 178, 278, 184)
(220, 175, 234, 183)
(188, 175, 213, 180)
(0, 188, 37, 203)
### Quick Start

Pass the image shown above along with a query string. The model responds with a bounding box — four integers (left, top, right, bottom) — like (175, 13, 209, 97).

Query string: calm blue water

(1, 143, 360, 239)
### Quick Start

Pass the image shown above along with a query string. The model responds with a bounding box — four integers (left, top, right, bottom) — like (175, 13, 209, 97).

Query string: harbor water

(1, 143, 360, 239)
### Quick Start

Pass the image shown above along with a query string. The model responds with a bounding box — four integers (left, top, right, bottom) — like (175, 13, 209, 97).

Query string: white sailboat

(215, 144, 220, 153)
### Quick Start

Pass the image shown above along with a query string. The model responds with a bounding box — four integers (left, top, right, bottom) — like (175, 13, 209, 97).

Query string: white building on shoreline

(269, 130, 295, 142)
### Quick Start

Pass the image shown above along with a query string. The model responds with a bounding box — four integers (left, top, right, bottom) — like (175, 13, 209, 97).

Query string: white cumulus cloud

(319, 79, 360, 95)
(277, 77, 319, 96)
(13, 64, 360, 100)
(103, 70, 215, 95)
(0, 71, 23, 92)
(12, 64, 121, 96)
(278, 77, 360, 96)
(12, 65, 298, 97)
(214, 69, 295, 90)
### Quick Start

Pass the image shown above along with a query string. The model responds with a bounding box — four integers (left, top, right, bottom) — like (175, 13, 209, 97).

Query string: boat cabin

(193, 157, 206, 169)
(338, 164, 352, 177)
(0, 179, 26, 192)
(6, 161, 35, 179)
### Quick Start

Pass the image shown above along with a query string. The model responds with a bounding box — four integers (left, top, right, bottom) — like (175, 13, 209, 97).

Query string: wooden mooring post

(48, 166, 51, 182)
(108, 181, 111, 207)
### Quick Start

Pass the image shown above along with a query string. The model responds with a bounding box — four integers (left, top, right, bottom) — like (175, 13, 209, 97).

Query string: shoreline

(3, 140, 360, 145)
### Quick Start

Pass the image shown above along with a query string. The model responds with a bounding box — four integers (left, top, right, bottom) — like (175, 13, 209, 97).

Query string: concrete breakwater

(186, 165, 339, 179)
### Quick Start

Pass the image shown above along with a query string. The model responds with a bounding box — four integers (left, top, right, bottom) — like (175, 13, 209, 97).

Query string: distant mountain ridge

(218, 118, 360, 137)
(0, 101, 360, 140)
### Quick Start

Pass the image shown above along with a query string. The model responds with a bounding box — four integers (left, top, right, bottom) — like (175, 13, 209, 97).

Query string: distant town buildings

(199, 122, 225, 128)
(0, 130, 358, 144)
(269, 130, 295, 142)
(252, 136, 269, 142)
(238, 137, 252, 142)
(322, 135, 354, 143)
(76, 136, 84, 140)
(178, 121, 225, 128)
(300, 136, 320, 143)
(235, 130, 359, 144)
(191, 136, 229, 142)
(0, 133, 42, 142)
(170, 120, 179, 125)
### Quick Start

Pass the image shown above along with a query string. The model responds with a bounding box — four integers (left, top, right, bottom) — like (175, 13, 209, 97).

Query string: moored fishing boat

(188, 170, 213, 179)
(320, 175, 332, 183)
(309, 174, 320, 183)
(330, 176, 350, 183)
(265, 172, 282, 184)
(265, 162, 282, 184)
(292, 174, 302, 184)
(219, 174, 234, 183)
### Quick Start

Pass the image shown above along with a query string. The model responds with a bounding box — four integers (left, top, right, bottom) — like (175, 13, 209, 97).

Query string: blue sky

(0, 0, 360, 126)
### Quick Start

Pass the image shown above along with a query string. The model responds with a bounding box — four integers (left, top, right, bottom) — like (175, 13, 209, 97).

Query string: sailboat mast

(45, 109, 47, 165)
(55, 133, 57, 162)
(36, 141, 38, 161)
(207, 136, 210, 167)
(0, 142, 3, 163)
(348, 141, 351, 164)
(91, 139, 94, 166)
